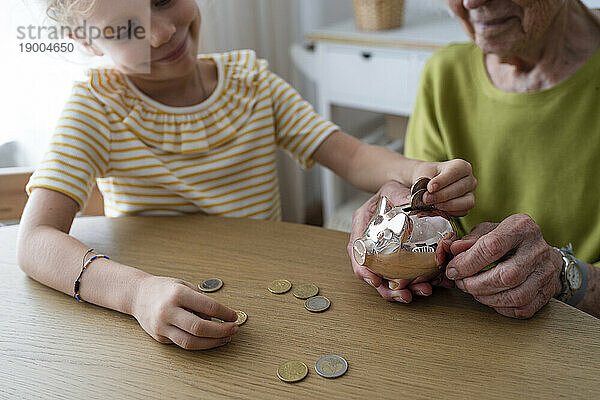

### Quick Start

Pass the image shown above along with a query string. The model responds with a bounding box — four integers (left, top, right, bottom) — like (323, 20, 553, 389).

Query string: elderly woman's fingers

(423, 175, 476, 205)
(428, 159, 473, 192)
(408, 282, 433, 296)
(376, 284, 413, 303)
(378, 181, 412, 205)
(463, 266, 546, 304)
(446, 216, 530, 281)
(449, 222, 498, 256)
(388, 277, 432, 297)
(455, 247, 554, 297)
(353, 263, 385, 289)
(491, 283, 557, 319)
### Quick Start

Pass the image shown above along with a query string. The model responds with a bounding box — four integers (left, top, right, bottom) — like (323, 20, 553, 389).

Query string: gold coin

(198, 278, 223, 293)
(304, 296, 331, 313)
(235, 310, 248, 326)
(292, 283, 319, 299)
(277, 361, 308, 383)
(268, 279, 292, 294)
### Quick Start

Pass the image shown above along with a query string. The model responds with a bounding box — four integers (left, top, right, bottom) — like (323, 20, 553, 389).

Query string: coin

(304, 296, 331, 313)
(315, 355, 348, 378)
(410, 188, 427, 209)
(411, 177, 430, 195)
(277, 361, 308, 383)
(292, 283, 319, 299)
(268, 279, 292, 294)
(235, 310, 247, 326)
(198, 278, 223, 292)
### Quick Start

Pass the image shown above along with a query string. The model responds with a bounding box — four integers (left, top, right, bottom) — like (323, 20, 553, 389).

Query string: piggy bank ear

(376, 196, 393, 216)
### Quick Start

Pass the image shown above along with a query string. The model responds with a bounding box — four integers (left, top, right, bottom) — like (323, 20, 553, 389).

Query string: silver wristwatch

(553, 244, 588, 306)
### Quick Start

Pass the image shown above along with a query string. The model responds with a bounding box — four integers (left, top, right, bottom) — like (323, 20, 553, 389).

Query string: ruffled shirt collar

(86, 50, 264, 154)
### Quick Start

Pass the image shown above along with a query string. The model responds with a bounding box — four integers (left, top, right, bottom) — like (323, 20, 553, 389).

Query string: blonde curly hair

(45, 0, 97, 27)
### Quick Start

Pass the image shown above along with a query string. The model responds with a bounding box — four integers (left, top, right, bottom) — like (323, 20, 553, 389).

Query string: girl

(17, 0, 477, 350)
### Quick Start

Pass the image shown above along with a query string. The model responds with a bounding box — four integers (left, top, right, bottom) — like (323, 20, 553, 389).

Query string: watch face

(566, 264, 582, 291)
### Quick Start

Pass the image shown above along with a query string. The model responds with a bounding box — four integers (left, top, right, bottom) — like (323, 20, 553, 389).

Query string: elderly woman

(349, 0, 600, 318)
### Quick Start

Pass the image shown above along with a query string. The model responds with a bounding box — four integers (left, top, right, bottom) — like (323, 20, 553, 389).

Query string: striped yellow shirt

(27, 50, 338, 219)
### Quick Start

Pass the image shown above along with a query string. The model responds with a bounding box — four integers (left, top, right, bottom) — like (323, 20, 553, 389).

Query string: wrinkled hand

(132, 276, 239, 350)
(348, 181, 455, 304)
(445, 214, 564, 319)
(411, 159, 477, 217)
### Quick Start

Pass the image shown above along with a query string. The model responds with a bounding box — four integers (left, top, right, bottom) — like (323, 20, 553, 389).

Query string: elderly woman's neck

(486, 2, 600, 93)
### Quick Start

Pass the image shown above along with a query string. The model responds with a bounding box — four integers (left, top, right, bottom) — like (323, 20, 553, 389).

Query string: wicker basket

(352, 0, 405, 31)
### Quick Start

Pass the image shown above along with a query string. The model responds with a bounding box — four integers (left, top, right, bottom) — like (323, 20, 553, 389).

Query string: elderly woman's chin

(472, 21, 530, 57)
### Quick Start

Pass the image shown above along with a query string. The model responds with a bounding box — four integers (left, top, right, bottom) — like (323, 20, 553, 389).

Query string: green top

(405, 42, 600, 265)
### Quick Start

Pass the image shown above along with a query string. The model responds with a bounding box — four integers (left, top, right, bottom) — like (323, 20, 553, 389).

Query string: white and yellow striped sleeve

(26, 84, 111, 209)
(267, 71, 339, 169)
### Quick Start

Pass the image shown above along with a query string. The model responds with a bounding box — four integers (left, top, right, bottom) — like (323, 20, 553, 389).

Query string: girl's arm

(17, 188, 239, 350)
(312, 131, 476, 216)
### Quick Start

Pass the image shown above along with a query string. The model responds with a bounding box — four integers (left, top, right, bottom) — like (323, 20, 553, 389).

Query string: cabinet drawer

(321, 45, 433, 115)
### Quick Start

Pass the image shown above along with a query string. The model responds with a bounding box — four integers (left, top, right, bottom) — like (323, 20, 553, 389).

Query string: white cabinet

(321, 45, 432, 116)
(292, 12, 469, 228)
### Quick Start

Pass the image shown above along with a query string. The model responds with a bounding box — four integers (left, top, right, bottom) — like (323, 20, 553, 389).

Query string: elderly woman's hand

(445, 214, 564, 319)
(348, 181, 456, 303)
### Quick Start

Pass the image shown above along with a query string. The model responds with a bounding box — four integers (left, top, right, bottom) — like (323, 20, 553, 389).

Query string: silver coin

(199, 278, 223, 293)
(315, 355, 348, 378)
(304, 296, 331, 312)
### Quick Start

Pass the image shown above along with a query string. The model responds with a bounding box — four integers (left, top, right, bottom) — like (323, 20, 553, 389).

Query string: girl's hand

(411, 159, 477, 217)
(132, 276, 239, 350)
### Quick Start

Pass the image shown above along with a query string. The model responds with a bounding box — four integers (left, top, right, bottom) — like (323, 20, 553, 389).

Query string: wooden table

(1, 217, 599, 399)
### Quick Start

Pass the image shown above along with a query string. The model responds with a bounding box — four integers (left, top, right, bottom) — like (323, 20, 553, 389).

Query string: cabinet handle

(361, 52, 373, 60)
(304, 42, 316, 52)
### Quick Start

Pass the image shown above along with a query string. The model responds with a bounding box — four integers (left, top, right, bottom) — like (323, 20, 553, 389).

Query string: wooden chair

(0, 167, 104, 222)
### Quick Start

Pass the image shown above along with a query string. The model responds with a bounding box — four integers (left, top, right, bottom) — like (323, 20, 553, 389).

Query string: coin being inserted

(411, 176, 430, 194)
(268, 279, 292, 294)
(277, 361, 308, 383)
(304, 296, 331, 313)
(411, 189, 428, 209)
(235, 310, 247, 326)
(315, 355, 348, 378)
(199, 278, 223, 293)
(292, 283, 319, 299)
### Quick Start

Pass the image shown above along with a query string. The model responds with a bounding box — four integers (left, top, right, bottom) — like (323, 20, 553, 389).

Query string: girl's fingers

(434, 193, 475, 216)
(171, 309, 238, 339)
(164, 326, 232, 350)
(428, 159, 473, 192)
(424, 175, 476, 205)
(178, 289, 238, 322)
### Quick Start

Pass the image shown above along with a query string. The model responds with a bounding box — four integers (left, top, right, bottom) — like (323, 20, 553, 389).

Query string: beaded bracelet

(74, 248, 110, 302)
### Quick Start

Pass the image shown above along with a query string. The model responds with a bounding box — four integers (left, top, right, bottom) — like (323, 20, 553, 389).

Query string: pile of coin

(277, 355, 348, 383)
(269, 280, 331, 313)
(200, 277, 346, 383)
